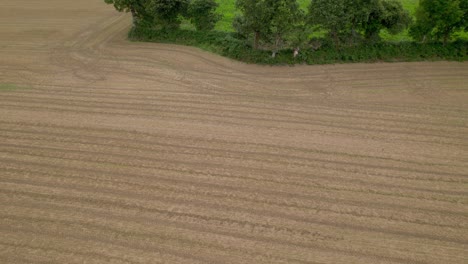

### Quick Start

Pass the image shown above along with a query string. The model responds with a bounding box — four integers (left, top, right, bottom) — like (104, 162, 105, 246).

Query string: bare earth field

(1, 1, 468, 263)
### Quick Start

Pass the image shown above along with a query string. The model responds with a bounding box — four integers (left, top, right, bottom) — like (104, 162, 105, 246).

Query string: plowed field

(1, 1, 467, 263)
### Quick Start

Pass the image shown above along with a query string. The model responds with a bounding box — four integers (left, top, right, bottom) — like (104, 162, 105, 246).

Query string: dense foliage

(105, 0, 468, 64)
(104, 0, 220, 30)
(146, 0, 190, 29)
(364, 0, 413, 42)
(234, 0, 304, 54)
(307, 0, 412, 46)
(187, 0, 222, 31)
(410, 0, 468, 44)
(104, 0, 151, 26)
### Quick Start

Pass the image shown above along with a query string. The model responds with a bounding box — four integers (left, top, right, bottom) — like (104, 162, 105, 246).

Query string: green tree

(308, 0, 413, 45)
(266, 0, 305, 56)
(364, 0, 412, 42)
(348, 0, 377, 39)
(187, 0, 222, 31)
(234, 0, 304, 52)
(146, 0, 190, 30)
(460, 0, 468, 31)
(104, 0, 152, 26)
(234, 0, 271, 49)
(410, 0, 465, 44)
(308, 0, 366, 46)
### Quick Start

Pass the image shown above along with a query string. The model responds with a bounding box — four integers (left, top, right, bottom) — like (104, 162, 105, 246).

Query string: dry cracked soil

(1, 0, 468, 263)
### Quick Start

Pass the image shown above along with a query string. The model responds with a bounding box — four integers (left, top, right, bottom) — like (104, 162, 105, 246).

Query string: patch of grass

(214, 0, 236, 31)
(0, 83, 30, 91)
(400, 0, 419, 14)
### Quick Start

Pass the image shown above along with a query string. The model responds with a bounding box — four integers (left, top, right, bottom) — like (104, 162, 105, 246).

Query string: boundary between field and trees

(105, 0, 468, 65)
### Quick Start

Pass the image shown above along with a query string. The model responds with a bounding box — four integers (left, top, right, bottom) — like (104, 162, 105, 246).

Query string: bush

(187, 0, 222, 31)
(129, 25, 468, 65)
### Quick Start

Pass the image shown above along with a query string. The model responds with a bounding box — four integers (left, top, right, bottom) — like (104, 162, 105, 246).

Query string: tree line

(105, 0, 468, 56)
(104, 0, 221, 30)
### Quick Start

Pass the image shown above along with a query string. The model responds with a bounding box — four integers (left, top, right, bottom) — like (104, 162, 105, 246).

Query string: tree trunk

(130, 7, 138, 27)
(272, 34, 281, 58)
(332, 31, 339, 49)
(293, 48, 300, 58)
(443, 31, 449, 46)
(254, 31, 260, 50)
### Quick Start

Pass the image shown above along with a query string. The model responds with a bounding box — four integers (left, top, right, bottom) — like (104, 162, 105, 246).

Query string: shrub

(187, 0, 222, 31)
(129, 25, 468, 64)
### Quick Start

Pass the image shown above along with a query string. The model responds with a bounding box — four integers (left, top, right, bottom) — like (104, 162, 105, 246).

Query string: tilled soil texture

(1, 1, 468, 263)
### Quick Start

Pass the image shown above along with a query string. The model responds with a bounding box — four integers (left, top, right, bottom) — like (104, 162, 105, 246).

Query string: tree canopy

(187, 0, 222, 31)
(104, 0, 220, 30)
(364, 0, 412, 41)
(145, 0, 190, 29)
(308, 0, 353, 45)
(233, 0, 271, 49)
(104, 0, 151, 25)
(234, 0, 304, 51)
(410, 0, 466, 44)
(267, 0, 305, 55)
(308, 0, 412, 46)
(105, 0, 467, 56)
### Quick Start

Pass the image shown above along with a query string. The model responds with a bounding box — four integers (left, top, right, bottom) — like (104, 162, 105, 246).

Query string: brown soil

(1, 1, 467, 263)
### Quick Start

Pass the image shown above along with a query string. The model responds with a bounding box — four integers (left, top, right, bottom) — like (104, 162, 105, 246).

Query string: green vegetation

(307, 0, 412, 46)
(214, 0, 310, 31)
(410, 0, 468, 44)
(0, 83, 29, 91)
(130, 26, 467, 64)
(106, 0, 468, 65)
(188, 0, 222, 31)
(104, 0, 220, 29)
(233, 0, 304, 54)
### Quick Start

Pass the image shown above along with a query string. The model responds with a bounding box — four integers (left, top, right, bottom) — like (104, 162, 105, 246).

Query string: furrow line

(1, 178, 342, 244)
(2, 120, 466, 165)
(1, 214, 306, 264)
(1, 97, 467, 141)
(2, 133, 467, 197)
(2, 140, 467, 190)
(1, 157, 468, 217)
(0, 227, 206, 264)
(1, 187, 466, 248)
(3, 168, 466, 229)
(1, 146, 466, 205)
(29, 80, 468, 118)
(3, 91, 467, 131)
(0, 207, 413, 264)
(0, 241, 138, 264)
(3, 130, 466, 185)
(1, 157, 466, 217)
